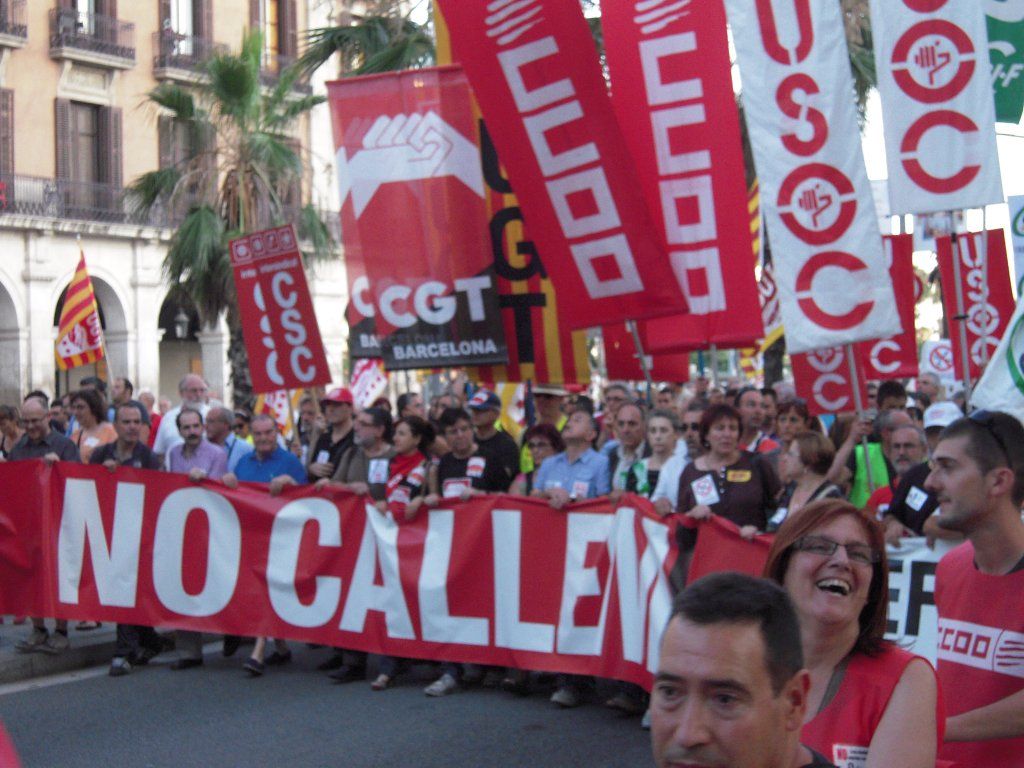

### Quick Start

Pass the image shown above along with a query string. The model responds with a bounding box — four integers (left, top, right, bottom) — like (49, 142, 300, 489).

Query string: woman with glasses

(765, 499, 941, 767)
(770, 432, 843, 531)
(510, 423, 564, 496)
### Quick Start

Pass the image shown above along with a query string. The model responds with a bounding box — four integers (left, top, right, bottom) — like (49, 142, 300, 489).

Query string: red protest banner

(230, 225, 331, 393)
(327, 67, 507, 371)
(602, 0, 763, 348)
(936, 229, 1016, 380)
(857, 233, 919, 380)
(792, 344, 870, 417)
(602, 323, 690, 382)
(687, 516, 772, 583)
(436, 0, 690, 328)
(0, 462, 675, 689)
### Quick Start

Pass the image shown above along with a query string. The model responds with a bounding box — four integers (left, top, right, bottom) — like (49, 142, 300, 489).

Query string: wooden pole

(626, 320, 655, 397)
(846, 343, 875, 494)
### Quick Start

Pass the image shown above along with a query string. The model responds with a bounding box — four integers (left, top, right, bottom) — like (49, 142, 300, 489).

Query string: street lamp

(173, 307, 190, 339)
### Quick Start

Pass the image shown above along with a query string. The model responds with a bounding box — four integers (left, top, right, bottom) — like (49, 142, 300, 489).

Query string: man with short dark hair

(91, 402, 164, 676)
(926, 411, 1024, 766)
(651, 573, 835, 768)
(12, 398, 79, 655)
(735, 387, 780, 454)
(204, 405, 253, 472)
(396, 392, 424, 419)
(876, 380, 907, 413)
(306, 387, 355, 482)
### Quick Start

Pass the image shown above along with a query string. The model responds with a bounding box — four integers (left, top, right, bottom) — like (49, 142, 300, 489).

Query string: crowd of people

(2, 369, 1022, 766)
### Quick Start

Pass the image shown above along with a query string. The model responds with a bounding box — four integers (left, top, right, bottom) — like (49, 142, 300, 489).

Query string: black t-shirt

(89, 441, 161, 470)
(474, 431, 519, 491)
(886, 461, 938, 534)
(800, 748, 837, 768)
(308, 428, 354, 481)
(436, 450, 508, 496)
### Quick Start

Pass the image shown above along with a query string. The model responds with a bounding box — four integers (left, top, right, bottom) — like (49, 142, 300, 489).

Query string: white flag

(972, 295, 1024, 423)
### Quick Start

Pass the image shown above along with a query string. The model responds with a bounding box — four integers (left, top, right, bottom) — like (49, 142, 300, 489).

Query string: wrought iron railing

(49, 7, 135, 62)
(0, 0, 27, 40)
(152, 31, 226, 73)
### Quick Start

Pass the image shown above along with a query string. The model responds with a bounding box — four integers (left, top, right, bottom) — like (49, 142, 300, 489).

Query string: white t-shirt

(650, 445, 690, 509)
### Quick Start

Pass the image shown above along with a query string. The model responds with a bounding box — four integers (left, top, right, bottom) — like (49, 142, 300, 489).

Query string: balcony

(49, 7, 135, 69)
(152, 31, 227, 83)
(259, 52, 312, 94)
(0, 1, 27, 49)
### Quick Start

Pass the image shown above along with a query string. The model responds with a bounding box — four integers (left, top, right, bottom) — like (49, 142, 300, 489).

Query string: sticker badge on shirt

(408, 464, 426, 487)
(571, 480, 590, 500)
(726, 469, 751, 483)
(832, 744, 868, 768)
(389, 485, 411, 505)
(316, 450, 331, 464)
(368, 459, 389, 485)
(467, 456, 486, 478)
(691, 474, 720, 506)
(906, 486, 928, 511)
(443, 478, 471, 498)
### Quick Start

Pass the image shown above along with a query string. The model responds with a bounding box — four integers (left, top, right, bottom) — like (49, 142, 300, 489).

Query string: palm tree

(294, 3, 434, 80)
(127, 30, 332, 407)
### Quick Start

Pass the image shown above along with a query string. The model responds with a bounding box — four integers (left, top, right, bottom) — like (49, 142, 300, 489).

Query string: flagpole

(846, 343, 875, 494)
(626, 320, 655, 398)
(979, 210, 991, 370)
(709, 343, 719, 388)
(948, 217, 975, 404)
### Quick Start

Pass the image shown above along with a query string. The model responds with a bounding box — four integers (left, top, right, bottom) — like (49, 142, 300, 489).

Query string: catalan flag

(55, 250, 105, 371)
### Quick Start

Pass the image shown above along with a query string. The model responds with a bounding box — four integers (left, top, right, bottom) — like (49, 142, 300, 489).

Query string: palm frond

(149, 83, 196, 120)
(163, 206, 230, 324)
(265, 92, 327, 129)
(353, 31, 434, 75)
(297, 204, 334, 263)
(244, 131, 302, 176)
(205, 41, 260, 124)
(125, 168, 183, 214)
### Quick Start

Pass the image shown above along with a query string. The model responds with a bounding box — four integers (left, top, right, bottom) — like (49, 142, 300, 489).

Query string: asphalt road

(0, 645, 652, 768)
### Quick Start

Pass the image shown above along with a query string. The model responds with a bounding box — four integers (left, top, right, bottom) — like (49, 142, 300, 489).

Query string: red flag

(230, 225, 332, 393)
(327, 67, 508, 370)
(603, 324, 690, 382)
(857, 234, 918, 380)
(603, 0, 762, 349)
(687, 517, 772, 583)
(436, 0, 690, 328)
(936, 229, 1015, 381)
(55, 250, 105, 371)
(792, 345, 870, 417)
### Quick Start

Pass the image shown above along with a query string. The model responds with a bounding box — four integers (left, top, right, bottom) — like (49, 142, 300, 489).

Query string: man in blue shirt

(223, 414, 306, 489)
(532, 410, 610, 508)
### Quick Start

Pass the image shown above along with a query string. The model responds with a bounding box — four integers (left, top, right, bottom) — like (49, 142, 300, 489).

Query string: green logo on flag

(1007, 313, 1024, 396)
(989, 4, 1024, 124)
(1014, 205, 1024, 238)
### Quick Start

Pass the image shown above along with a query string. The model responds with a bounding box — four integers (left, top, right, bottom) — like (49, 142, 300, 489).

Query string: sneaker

(461, 663, 483, 685)
(424, 673, 458, 697)
(222, 635, 243, 658)
(316, 652, 345, 671)
(243, 657, 265, 677)
(265, 649, 292, 666)
(37, 632, 70, 655)
(482, 668, 505, 689)
(605, 692, 646, 715)
(550, 685, 582, 708)
(641, 709, 651, 730)
(15, 627, 48, 653)
(109, 657, 132, 677)
(327, 664, 365, 684)
(134, 646, 161, 666)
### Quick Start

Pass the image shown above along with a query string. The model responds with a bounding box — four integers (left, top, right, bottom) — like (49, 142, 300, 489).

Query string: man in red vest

(926, 410, 1024, 766)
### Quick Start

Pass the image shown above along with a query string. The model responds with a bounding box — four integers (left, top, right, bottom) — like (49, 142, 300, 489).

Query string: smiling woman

(764, 499, 942, 768)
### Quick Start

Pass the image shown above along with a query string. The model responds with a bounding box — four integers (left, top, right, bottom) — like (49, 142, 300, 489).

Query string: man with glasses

(152, 374, 210, 461)
(305, 388, 355, 483)
(925, 410, 1024, 766)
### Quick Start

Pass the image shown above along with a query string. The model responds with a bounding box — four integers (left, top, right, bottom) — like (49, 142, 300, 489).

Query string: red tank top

(801, 644, 942, 766)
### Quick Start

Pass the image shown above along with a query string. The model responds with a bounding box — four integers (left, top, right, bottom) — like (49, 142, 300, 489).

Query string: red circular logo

(891, 20, 976, 104)
(900, 110, 981, 193)
(777, 164, 857, 246)
(795, 251, 874, 330)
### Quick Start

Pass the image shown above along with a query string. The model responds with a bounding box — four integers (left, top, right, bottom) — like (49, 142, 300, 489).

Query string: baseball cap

(467, 389, 501, 411)
(320, 387, 354, 406)
(923, 401, 962, 430)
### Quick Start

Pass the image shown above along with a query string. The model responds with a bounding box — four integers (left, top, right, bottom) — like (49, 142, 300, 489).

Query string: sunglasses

(968, 409, 1011, 467)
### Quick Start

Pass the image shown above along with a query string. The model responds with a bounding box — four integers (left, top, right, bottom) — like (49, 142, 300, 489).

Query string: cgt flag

(328, 67, 508, 371)
(436, 0, 691, 328)
(55, 249, 105, 371)
(972, 294, 1024, 425)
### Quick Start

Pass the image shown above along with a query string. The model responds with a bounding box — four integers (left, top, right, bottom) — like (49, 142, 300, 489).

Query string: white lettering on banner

(253, 278, 316, 386)
(637, 29, 725, 314)
(420, 510, 490, 645)
(492, 509, 556, 652)
(958, 235, 1003, 365)
(339, 502, 415, 639)
(609, 508, 670, 666)
(558, 513, 614, 655)
(726, 0, 896, 351)
(870, 0, 1003, 212)
(391, 339, 500, 361)
(353, 275, 493, 328)
(266, 499, 342, 628)
(870, 339, 902, 374)
(152, 488, 241, 617)
(57, 479, 144, 607)
(495, 34, 644, 300)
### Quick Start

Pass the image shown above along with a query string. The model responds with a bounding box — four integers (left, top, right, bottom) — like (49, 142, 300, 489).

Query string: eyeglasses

(681, 422, 701, 432)
(791, 535, 879, 566)
(968, 409, 1012, 468)
(233, 423, 246, 431)
(527, 441, 552, 450)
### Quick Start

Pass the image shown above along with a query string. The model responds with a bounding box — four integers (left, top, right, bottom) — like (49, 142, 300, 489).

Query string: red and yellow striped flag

(55, 250, 105, 371)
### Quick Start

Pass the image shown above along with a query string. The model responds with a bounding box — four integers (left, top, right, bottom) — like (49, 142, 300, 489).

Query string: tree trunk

(227, 321, 253, 410)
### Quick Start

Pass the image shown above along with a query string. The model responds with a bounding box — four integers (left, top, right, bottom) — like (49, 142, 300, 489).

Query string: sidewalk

(0, 621, 118, 685)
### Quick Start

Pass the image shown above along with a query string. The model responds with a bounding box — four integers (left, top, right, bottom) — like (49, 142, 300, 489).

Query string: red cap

(321, 387, 354, 405)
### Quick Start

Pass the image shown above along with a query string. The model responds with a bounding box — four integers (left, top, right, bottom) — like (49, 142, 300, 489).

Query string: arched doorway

(0, 280, 21, 404)
(158, 287, 202, 399)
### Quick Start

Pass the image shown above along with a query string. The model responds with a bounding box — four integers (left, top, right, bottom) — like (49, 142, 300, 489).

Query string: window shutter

(0, 89, 14, 177)
(193, 0, 212, 41)
(99, 0, 117, 18)
(160, 0, 171, 29)
(98, 106, 123, 188)
(250, 0, 260, 29)
(110, 107, 123, 189)
(158, 115, 174, 169)
(55, 99, 72, 181)
(281, 0, 297, 58)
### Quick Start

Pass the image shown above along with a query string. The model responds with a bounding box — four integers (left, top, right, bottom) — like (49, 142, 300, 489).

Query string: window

(71, 102, 100, 185)
(55, 98, 123, 218)
(251, 0, 295, 69)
